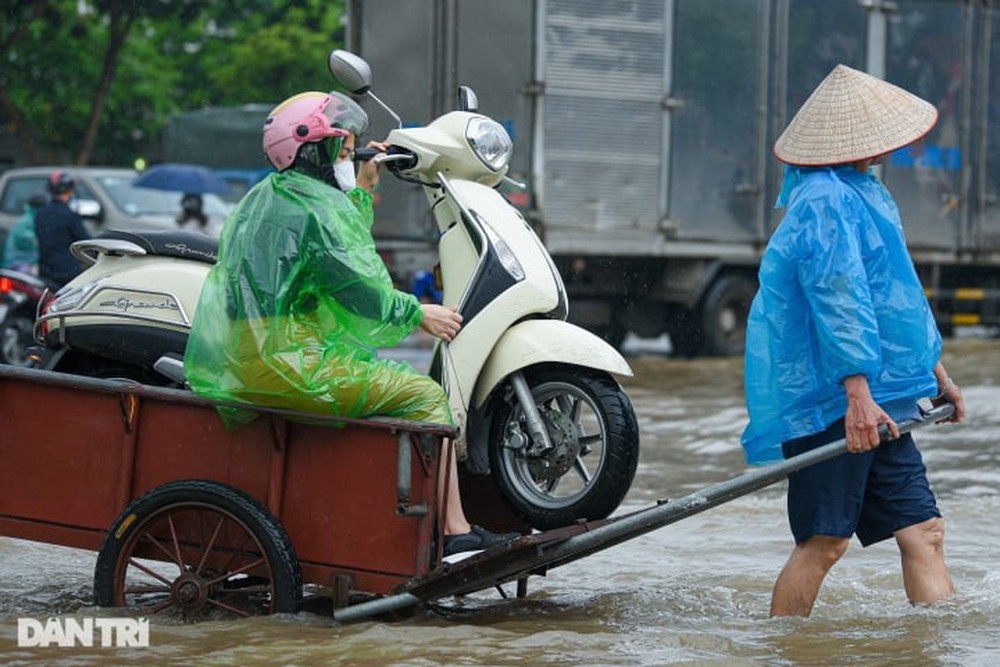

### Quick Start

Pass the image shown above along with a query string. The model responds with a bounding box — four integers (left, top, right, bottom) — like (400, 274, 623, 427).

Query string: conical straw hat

(774, 64, 938, 166)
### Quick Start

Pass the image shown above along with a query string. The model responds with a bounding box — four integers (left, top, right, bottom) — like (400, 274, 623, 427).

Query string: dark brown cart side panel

(0, 365, 455, 597)
(0, 374, 131, 544)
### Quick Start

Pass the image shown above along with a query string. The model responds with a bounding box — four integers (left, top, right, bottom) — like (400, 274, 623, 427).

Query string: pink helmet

(47, 170, 76, 195)
(262, 91, 369, 171)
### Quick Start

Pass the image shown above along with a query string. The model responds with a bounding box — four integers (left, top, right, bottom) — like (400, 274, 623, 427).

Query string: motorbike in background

(0, 268, 48, 367)
(33, 50, 641, 530)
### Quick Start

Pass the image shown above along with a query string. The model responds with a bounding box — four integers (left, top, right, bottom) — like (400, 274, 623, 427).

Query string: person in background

(34, 171, 89, 288)
(2, 193, 46, 275)
(741, 64, 965, 617)
(412, 269, 443, 305)
(184, 91, 519, 558)
(176, 193, 208, 230)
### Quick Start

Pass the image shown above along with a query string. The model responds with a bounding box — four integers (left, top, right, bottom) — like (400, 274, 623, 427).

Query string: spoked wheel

(94, 480, 301, 620)
(488, 366, 639, 530)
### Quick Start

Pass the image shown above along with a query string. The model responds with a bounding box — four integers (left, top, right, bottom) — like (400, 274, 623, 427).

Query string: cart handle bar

(334, 403, 955, 623)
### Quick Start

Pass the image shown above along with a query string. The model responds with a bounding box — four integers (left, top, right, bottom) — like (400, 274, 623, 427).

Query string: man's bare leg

(770, 536, 849, 617)
(895, 517, 954, 604)
(438, 439, 472, 536)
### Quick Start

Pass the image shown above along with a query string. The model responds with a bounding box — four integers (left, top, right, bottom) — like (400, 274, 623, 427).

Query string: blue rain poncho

(183, 169, 451, 427)
(740, 165, 941, 465)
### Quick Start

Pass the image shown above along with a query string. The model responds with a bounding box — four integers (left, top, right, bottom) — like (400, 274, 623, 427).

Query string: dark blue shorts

(781, 420, 941, 547)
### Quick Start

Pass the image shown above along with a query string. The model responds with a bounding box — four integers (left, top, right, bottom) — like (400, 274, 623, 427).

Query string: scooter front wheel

(488, 366, 639, 530)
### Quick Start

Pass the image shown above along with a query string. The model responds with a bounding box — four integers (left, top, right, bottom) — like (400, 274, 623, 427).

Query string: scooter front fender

(472, 319, 632, 408)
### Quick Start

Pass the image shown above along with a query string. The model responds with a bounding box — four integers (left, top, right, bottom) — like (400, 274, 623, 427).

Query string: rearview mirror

(328, 50, 373, 95)
(72, 199, 102, 221)
(458, 86, 479, 113)
(329, 49, 402, 129)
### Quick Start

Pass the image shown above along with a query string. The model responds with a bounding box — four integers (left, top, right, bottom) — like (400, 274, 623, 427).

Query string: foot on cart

(443, 525, 520, 562)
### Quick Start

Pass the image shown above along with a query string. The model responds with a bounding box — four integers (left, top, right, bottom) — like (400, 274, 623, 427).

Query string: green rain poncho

(2, 204, 39, 272)
(183, 169, 451, 427)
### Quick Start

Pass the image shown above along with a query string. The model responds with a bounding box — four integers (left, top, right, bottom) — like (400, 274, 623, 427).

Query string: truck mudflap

(335, 403, 956, 623)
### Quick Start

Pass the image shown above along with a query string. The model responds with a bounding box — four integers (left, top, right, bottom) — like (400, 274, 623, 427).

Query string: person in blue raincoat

(183, 91, 518, 558)
(741, 64, 966, 617)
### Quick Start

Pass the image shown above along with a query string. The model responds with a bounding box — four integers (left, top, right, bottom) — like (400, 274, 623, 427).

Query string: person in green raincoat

(184, 91, 518, 557)
(2, 193, 46, 274)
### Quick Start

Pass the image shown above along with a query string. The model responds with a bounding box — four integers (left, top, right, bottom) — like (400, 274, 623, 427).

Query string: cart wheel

(94, 480, 302, 620)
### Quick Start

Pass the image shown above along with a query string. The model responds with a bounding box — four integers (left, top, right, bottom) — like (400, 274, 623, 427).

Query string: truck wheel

(666, 309, 704, 358)
(94, 480, 302, 620)
(596, 319, 627, 350)
(700, 274, 756, 357)
(488, 366, 639, 530)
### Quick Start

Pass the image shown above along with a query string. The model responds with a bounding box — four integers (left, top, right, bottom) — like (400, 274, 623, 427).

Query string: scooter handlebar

(353, 147, 382, 162)
(373, 147, 418, 170)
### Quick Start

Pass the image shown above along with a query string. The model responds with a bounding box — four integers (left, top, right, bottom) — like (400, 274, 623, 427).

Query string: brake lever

(373, 153, 417, 167)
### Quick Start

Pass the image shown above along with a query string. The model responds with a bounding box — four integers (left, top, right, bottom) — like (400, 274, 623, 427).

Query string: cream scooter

(329, 51, 639, 529)
(34, 52, 640, 531)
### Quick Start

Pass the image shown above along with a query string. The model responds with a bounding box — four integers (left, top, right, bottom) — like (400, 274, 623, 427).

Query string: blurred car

(212, 168, 272, 203)
(0, 166, 232, 245)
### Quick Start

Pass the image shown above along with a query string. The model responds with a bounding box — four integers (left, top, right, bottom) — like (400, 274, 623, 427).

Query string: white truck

(345, 0, 1000, 355)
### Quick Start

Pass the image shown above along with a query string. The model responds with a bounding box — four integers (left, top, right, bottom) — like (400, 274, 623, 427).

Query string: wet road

(1, 337, 998, 665)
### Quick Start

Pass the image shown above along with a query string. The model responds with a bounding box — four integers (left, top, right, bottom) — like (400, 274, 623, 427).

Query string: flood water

(2, 337, 998, 665)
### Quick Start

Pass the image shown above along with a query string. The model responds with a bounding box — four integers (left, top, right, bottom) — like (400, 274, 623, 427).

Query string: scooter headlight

(466, 117, 512, 172)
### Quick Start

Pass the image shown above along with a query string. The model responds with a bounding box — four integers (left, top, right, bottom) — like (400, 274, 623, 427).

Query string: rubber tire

(666, 308, 705, 358)
(596, 318, 627, 351)
(94, 479, 302, 616)
(0, 312, 34, 367)
(51, 349, 171, 385)
(699, 274, 756, 357)
(488, 366, 640, 530)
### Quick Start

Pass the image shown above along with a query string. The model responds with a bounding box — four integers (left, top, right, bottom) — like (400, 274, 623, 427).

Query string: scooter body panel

(39, 253, 210, 371)
(472, 319, 633, 409)
(42, 254, 209, 339)
(427, 178, 567, 443)
(388, 112, 507, 187)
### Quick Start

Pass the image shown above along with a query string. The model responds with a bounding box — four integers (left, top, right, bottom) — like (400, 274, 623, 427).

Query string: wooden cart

(0, 364, 465, 618)
(0, 364, 953, 623)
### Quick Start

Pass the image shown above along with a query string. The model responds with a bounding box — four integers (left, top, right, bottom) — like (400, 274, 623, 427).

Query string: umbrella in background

(133, 163, 233, 196)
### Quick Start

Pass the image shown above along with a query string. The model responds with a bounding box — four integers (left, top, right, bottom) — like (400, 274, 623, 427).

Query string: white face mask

(333, 160, 356, 191)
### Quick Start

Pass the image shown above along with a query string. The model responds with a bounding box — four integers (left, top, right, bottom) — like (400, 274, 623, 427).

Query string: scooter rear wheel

(45, 349, 174, 385)
(488, 365, 639, 530)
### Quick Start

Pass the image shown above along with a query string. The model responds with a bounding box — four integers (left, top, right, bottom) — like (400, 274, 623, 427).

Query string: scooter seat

(96, 229, 218, 264)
